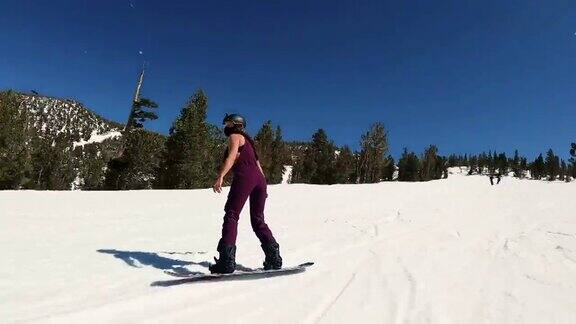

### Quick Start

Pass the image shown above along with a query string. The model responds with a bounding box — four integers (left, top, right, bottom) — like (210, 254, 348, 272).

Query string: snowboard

(151, 262, 314, 287)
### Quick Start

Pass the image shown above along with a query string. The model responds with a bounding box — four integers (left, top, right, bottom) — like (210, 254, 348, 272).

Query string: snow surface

(1, 173, 576, 323)
(73, 130, 122, 149)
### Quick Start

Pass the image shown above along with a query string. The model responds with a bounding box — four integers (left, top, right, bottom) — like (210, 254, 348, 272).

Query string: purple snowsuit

(217, 135, 277, 249)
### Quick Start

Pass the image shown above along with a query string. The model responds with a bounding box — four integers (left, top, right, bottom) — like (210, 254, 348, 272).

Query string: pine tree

(496, 152, 508, 175)
(560, 159, 567, 182)
(420, 145, 443, 181)
(254, 121, 287, 184)
(468, 155, 478, 175)
(477, 152, 487, 175)
(105, 70, 160, 190)
(569, 143, 576, 181)
(123, 70, 158, 132)
(158, 90, 222, 189)
(439, 156, 449, 179)
(290, 143, 313, 184)
(397, 148, 420, 181)
(530, 154, 545, 180)
(447, 154, 458, 167)
(269, 126, 288, 184)
(310, 129, 337, 184)
(292, 129, 336, 184)
(255, 121, 275, 179)
(104, 130, 164, 189)
(511, 150, 523, 178)
(127, 98, 159, 129)
(334, 146, 356, 183)
(488, 151, 497, 175)
(569, 162, 576, 181)
(75, 143, 109, 190)
(358, 122, 389, 183)
(544, 149, 559, 181)
(520, 157, 528, 176)
(0, 91, 30, 189)
(382, 155, 395, 181)
(28, 133, 76, 190)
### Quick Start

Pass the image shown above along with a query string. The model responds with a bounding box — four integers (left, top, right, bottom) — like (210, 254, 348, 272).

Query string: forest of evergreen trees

(1, 89, 575, 190)
(445, 149, 576, 181)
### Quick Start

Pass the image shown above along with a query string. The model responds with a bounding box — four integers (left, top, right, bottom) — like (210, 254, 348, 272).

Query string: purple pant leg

(218, 179, 252, 248)
(249, 178, 276, 245)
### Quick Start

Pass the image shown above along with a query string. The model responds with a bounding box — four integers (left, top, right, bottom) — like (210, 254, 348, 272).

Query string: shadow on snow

(97, 249, 254, 277)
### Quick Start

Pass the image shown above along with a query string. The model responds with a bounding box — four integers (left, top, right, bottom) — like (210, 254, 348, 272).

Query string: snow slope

(72, 130, 122, 149)
(1, 174, 576, 323)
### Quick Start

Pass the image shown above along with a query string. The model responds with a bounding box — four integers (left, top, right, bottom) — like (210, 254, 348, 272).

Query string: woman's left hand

(213, 176, 224, 193)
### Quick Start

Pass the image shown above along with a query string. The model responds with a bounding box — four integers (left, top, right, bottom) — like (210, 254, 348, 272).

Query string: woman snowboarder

(210, 113, 282, 274)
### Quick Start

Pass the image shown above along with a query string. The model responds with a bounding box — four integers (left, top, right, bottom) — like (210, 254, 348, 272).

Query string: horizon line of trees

(2, 89, 575, 190)
(445, 149, 576, 182)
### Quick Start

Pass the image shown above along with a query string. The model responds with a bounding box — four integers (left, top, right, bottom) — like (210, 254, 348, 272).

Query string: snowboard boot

(261, 242, 282, 270)
(209, 245, 236, 274)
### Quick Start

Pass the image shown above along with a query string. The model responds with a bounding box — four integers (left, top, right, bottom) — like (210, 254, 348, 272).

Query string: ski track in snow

(1, 171, 576, 323)
(313, 272, 357, 323)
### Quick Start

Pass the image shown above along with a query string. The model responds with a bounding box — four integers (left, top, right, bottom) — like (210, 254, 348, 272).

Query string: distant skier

(489, 173, 502, 185)
(210, 114, 282, 274)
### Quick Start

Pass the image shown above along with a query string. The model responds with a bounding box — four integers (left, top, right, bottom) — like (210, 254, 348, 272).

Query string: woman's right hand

(213, 176, 223, 193)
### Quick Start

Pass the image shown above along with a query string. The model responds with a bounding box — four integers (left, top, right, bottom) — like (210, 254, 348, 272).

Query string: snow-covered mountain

(13, 93, 166, 190)
(1, 172, 575, 323)
(21, 93, 123, 145)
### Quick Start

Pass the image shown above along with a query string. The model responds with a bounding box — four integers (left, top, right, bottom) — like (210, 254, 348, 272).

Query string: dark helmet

(222, 113, 246, 128)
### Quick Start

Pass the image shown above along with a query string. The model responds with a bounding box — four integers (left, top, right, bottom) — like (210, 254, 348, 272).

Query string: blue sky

(1, 0, 575, 160)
